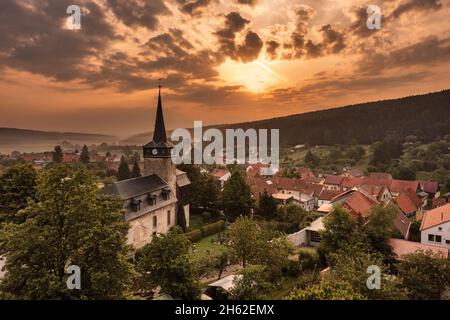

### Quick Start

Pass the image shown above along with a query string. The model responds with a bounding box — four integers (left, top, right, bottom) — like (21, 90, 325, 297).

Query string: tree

(226, 217, 262, 268)
(195, 173, 220, 209)
(136, 227, 201, 299)
(408, 220, 421, 242)
(393, 166, 416, 180)
(131, 160, 141, 178)
(52, 146, 63, 163)
(397, 250, 450, 300)
(304, 150, 320, 167)
(0, 164, 38, 224)
(287, 280, 366, 300)
(79, 145, 90, 164)
(221, 169, 253, 220)
(277, 203, 309, 232)
(176, 202, 187, 232)
(229, 265, 274, 300)
(0, 165, 134, 299)
(117, 156, 131, 181)
(361, 204, 397, 259)
(327, 245, 409, 300)
(212, 251, 229, 280)
(318, 206, 357, 257)
(255, 191, 278, 220)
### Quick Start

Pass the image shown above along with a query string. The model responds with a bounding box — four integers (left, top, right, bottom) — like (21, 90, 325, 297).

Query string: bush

(201, 211, 212, 222)
(184, 229, 203, 243)
(298, 249, 319, 272)
(282, 260, 300, 277)
(201, 220, 225, 237)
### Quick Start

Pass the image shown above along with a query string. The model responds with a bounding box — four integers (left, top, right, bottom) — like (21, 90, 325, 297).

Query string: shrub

(184, 229, 203, 243)
(201, 220, 225, 237)
(298, 249, 319, 272)
(201, 211, 212, 222)
(282, 260, 300, 277)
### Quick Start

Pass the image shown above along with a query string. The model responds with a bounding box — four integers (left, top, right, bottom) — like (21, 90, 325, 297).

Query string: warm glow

(219, 59, 284, 93)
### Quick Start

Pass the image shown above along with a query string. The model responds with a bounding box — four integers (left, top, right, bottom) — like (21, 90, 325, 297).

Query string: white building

(420, 203, 450, 250)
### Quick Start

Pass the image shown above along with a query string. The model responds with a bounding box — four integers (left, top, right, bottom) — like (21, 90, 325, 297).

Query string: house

(389, 179, 420, 197)
(317, 189, 344, 207)
(323, 175, 344, 190)
(211, 168, 231, 189)
(395, 191, 422, 218)
(420, 203, 450, 249)
(272, 193, 297, 206)
(287, 216, 324, 247)
(420, 181, 440, 199)
(102, 87, 190, 249)
(340, 176, 364, 191)
(389, 238, 448, 260)
(358, 184, 392, 202)
(342, 168, 364, 178)
(297, 167, 315, 180)
(206, 274, 241, 300)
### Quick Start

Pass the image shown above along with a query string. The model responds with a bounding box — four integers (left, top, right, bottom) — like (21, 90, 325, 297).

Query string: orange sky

(0, 0, 449, 138)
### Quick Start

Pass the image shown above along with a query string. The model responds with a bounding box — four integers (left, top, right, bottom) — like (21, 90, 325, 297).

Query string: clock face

(152, 149, 158, 156)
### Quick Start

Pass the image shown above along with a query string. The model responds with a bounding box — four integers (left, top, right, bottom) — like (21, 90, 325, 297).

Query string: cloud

(176, 0, 213, 16)
(107, 0, 170, 29)
(266, 40, 280, 59)
(236, 0, 259, 6)
(390, 0, 442, 18)
(237, 31, 264, 62)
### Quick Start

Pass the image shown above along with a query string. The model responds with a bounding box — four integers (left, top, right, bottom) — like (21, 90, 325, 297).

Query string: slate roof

(101, 174, 168, 200)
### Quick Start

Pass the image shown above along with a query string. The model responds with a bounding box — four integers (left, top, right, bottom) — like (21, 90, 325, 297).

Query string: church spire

(152, 85, 167, 143)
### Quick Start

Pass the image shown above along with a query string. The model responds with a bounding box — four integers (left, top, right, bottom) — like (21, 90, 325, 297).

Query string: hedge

(184, 229, 203, 243)
(201, 220, 225, 237)
(184, 220, 226, 243)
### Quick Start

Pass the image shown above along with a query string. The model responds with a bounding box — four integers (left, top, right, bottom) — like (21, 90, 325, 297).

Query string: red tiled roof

(342, 191, 379, 218)
(396, 194, 418, 215)
(319, 189, 344, 201)
(421, 203, 450, 230)
(389, 238, 448, 259)
(341, 177, 364, 189)
(324, 175, 344, 186)
(420, 181, 439, 194)
(369, 172, 393, 180)
(297, 167, 315, 179)
(211, 168, 230, 178)
(389, 179, 419, 194)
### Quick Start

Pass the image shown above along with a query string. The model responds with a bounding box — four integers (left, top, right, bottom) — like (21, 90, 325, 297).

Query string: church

(103, 87, 190, 249)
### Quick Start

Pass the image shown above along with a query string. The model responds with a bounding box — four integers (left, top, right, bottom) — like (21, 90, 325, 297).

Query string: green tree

(408, 220, 421, 242)
(52, 146, 63, 163)
(255, 191, 278, 220)
(318, 206, 357, 257)
(397, 250, 450, 300)
(0, 165, 134, 299)
(131, 160, 141, 178)
(79, 145, 90, 164)
(327, 245, 409, 300)
(229, 265, 274, 300)
(0, 164, 38, 224)
(136, 227, 201, 299)
(361, 204, 397, 259)
(277, 203, 309, 232)
(221, 169, 253, 220)
(176, 202, 187, 232)
(195, 173, 220, 209)
(287, 280, 366, 300)
(117, 156, 131, 181)
(305, 150, 320, 167)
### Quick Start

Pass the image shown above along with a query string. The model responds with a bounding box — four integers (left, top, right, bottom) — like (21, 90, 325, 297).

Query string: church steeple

(143, 85, 173, 159)
(152, 85, 167, 143)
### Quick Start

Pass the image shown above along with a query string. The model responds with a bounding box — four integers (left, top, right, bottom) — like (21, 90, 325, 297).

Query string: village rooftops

(421, 203, 450, 230)
(323, 175, 344, 186)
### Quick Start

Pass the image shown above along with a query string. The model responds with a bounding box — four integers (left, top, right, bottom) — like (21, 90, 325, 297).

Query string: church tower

(143, 86, 176, 188)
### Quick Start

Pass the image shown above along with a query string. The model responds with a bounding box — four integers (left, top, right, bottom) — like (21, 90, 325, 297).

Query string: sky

(0, 0, 449, 138)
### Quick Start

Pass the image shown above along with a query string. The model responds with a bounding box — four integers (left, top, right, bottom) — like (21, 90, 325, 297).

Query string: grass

(191, 234, 227, 261)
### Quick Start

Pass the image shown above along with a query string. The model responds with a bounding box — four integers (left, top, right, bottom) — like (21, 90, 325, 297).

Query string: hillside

(125, 89, 450, 146)
(0, 128, 117, 153)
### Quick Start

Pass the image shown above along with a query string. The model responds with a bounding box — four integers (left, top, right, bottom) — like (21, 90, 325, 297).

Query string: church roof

(101, 174, 168, 200)
(144, 86, 174, 149)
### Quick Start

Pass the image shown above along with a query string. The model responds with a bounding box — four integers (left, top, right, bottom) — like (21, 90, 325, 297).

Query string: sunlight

(218, 59, 284, 93)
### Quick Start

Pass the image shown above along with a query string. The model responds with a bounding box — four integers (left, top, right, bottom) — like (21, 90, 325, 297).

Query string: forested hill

(222, 89, 450, 146)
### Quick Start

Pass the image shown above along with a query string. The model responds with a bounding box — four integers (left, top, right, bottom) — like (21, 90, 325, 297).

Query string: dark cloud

(107, 0, 170, 29)
(237, 32, 264, 62)
(215, 12, 263, 62)
(176, 0, 213, 16)
(0, 0, 117, 82)
(236, 0, 259, 6)
(391, 0, 442, 18)
(266, 40, 280, 59)
(358, 37, 450, 74)
(319, 24, 346, 54)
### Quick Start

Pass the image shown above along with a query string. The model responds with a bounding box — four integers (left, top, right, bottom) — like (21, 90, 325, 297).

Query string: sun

(219, 59, 284, 93)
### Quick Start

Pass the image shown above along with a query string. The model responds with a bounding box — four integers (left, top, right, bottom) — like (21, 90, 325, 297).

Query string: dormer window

(147, 193, 157, 205)
(162, 188, 171, 201)
(130, 198, 142, 212)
